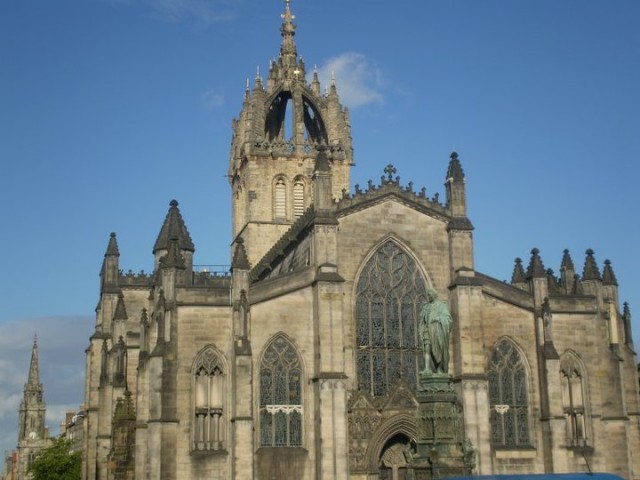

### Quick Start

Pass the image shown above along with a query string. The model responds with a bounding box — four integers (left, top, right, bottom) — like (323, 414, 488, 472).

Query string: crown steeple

(228, 0, 353, 266)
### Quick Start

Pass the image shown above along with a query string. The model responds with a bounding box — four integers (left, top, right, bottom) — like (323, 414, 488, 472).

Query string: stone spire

(560, 249, 574, 271)
(526, 248, 546, 278)
(27, 336, 41, 387)
(232, 237, 251, 271)
(602, 259, 618, 286)
(153, 200, 195, 254)
(446, 151, 465, 182)
(582, 249, 601, 281)
(511, 257, 526, 285)
(279, 0, 298, 74)
(101, 232, 121, 294)
(559, 249, 576, 295)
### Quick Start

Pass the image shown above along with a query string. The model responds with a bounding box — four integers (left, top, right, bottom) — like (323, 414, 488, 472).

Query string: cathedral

(81, 1, 640, 479)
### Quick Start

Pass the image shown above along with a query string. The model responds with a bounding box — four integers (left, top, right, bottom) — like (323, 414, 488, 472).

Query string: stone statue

(419, 289, 452, 375)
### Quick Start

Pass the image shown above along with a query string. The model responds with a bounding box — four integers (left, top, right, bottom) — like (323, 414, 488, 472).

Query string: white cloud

(0, 316, 91, 455)
(202, 90, 225, 110)
(313, 52, 384, 110)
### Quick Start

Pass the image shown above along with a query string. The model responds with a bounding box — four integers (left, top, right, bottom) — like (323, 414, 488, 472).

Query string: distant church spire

(27, 335, 41, 386)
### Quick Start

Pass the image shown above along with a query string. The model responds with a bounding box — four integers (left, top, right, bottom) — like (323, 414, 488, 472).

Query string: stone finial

(140, 308, 149, 326)
(602, 259, 618, 286)
(105, 232, 120, 257)
(526, 248, 546, 278)
(113, 293, 128, 321)
(446, 151, 465, 182)
(511, 257, 526, 284)
(546, 269, 561, 294)
(560, 248, 574, 271)
(582, 248, 601, 281)
(232, 237, 251, 271)
(153, 200, 195, 254)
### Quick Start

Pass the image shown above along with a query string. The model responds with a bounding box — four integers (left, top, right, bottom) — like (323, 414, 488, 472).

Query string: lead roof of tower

(153, 200, 195, 254)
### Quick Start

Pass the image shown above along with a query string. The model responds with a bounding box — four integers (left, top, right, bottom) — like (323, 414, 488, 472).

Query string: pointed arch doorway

(378, 433, 413, 480)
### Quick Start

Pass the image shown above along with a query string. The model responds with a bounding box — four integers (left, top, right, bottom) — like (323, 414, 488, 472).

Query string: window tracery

(192, 347, 225, 451)
(488, 338, 531, 447)
(259, 336, 303, 447)
(355, 241, 427, 396)
(560, 353, 589, 447)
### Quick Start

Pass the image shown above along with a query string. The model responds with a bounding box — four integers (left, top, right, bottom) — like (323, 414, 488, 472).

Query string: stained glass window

(192, 347, 225, 451)
(560, 354, 588, 447)
(356, 241, 427, 396)
(260, 336, 303, 447)
(488, 338, 530, 447)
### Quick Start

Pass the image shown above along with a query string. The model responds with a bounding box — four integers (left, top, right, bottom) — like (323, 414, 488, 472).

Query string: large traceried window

(488, 338, 531, 447)
(259, 336, 303, 447)
(560, 353, 589, 448)
(274, 178, 287, 219)
(193, 347, 225, 451)
(356, 240, 427, 396)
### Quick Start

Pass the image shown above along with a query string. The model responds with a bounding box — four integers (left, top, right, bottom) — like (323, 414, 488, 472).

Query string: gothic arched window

(293, 178, 305, 218)
(259, 336, 303, 447)
(274, 178, 287, 219)
(560, 353, 589, 447)
(192, 347, 225, 451)
(488, 338, 531, 447)
(356, 241, 428, 396)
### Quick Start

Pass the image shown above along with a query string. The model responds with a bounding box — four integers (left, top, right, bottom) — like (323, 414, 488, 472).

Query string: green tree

(29, 437, 81, 480)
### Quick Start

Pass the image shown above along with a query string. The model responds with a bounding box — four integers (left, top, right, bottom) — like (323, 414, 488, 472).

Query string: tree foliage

(29, 437, 81, 480)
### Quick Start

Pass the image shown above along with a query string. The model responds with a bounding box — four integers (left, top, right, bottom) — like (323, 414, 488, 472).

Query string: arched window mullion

(259, 336, 303, 447)
(488, 339, 531, 448)
(355, 241, 427, 396)
(192, 347, 225, 452)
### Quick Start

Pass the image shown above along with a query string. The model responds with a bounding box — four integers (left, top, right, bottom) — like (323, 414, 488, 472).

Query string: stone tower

(228, 0, 353, 266)
(16, 337, 47, 479)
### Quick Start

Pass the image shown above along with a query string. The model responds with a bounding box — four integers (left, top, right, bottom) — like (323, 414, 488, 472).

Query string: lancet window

(259, 336, 303, 447)
(192, 347, 225, 451)
(293, 179, 305, 218)
(274, 178, 287, 219)
(488, 338, 531, 447)
(355, 241, 427, 396)
(560, 353, 589, 447)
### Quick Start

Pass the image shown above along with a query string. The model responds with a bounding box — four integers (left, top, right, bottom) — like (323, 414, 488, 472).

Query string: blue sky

(1, 0, 639, 455)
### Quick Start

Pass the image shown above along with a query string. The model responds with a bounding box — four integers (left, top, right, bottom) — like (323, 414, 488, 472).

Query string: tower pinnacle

(27, 335, 41, 386)
(279, 0, 298, 72)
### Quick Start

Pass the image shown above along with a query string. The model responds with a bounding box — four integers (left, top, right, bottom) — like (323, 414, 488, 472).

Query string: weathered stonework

(80, 2, 640, 480)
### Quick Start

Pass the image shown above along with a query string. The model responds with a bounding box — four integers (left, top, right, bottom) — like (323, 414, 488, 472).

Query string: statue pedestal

(406, 374, 475, 480)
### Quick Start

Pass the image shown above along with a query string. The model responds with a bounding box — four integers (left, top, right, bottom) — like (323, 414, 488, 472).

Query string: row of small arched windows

(274, 176, 307, 220)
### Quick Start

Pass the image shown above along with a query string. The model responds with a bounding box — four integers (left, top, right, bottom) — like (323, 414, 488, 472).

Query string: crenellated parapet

(336, 164, 449, 220)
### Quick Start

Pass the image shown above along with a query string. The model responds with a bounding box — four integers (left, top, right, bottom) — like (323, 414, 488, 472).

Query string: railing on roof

(193, 265, 230, 276)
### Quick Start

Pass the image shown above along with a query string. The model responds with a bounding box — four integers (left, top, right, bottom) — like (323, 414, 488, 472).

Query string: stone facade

(81, 2, 640, 479)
